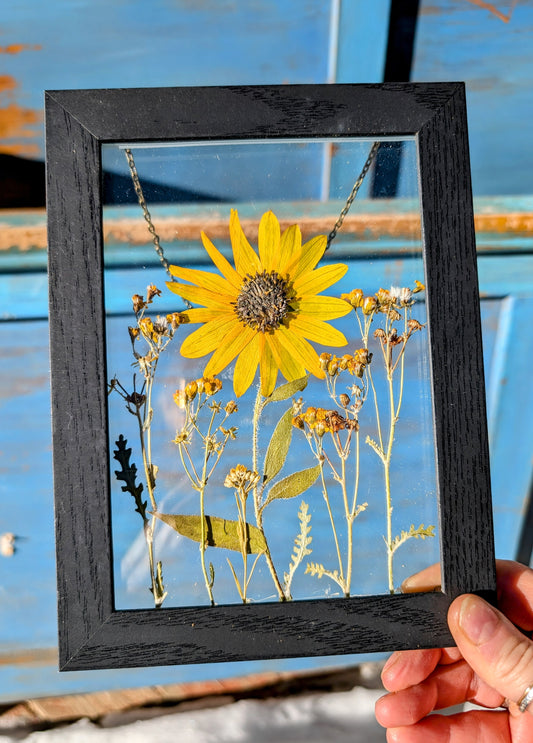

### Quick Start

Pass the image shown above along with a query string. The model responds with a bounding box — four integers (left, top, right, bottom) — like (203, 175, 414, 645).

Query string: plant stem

(318, 446, 345, 591)
(197, 406, 218, 605)
(251, 387, 286, 601)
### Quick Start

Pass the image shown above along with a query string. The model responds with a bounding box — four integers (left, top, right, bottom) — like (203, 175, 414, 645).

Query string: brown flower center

(234, 270, 292, 332)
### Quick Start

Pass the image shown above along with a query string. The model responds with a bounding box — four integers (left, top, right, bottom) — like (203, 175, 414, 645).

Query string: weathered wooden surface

(2, 0, 533, 196)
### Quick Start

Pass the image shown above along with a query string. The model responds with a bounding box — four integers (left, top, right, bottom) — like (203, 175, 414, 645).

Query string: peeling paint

(0, 47, 41, 156)
(0, 44, 41, 55)
(465, 0, 518, 23)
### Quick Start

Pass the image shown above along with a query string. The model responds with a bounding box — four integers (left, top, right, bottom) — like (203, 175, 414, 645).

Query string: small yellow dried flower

(128, 326, 140, 342)
(139, 317, 154, 338)
(362, 296, 378, 315)
(132, 294, 146, 313)
(173, 429, 189, 444)
(339, 393, 351, 408)
(224, 464, 260, 492)
(225, 400, 238, 415)
(375, 288, 392, 307)
(407, 319, 425, 332)
(146, 284, 162, 303)
(292, 415, 305, 430)
(318, 352, 331, 371)
(341, 288, 364, 308)
(166, 312, 187, 330)
(202, 377, 223, 396)
(173, 389, 187, 409)
(303, 407, 317, 425)
(185, 380, 198, 401)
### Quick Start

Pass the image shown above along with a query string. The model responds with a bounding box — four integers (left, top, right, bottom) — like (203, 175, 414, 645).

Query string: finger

(376, 658, 504, 727)
(401, 563, 441, 593)
(401, 561, 533, 630)
(385, 710, 512, 743)
(381, 648, 442, 691)
(382, 646, 464, 692)
(449, 593, 533, 715)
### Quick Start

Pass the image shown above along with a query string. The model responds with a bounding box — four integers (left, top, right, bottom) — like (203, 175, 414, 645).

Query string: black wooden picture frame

(46, 83, 495, 672)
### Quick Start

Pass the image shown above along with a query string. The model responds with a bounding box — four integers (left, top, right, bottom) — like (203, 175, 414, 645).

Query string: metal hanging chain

(124, 148, 175, 279)
(326, 140, 381, 250)
(124, 140, 381, 270)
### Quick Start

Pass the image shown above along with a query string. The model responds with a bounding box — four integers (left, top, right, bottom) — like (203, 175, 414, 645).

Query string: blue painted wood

(1, 0, 391, 161)
(485, 296, 533, 559)
(413, 1, 533, 196)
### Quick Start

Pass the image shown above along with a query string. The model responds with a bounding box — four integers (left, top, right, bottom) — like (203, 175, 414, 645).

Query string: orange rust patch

(2, 211, 533, 253)
(0, 43, 42, 55)
(464, 0, 518, 22)
(0, 73, 41, 156)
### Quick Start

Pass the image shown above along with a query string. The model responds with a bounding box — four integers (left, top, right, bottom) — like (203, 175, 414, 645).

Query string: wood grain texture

(417, 85, 496, 597)
(46, 83, 495, 671)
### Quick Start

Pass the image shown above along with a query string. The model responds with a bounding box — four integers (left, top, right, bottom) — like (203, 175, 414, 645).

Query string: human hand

(375, 560, 533, 741)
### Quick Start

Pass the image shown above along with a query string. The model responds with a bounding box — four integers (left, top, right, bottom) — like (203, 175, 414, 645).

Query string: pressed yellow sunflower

(167, 209, 352, 397)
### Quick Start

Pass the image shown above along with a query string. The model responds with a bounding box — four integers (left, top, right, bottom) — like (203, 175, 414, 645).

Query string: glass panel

(102, 138, 439, 610)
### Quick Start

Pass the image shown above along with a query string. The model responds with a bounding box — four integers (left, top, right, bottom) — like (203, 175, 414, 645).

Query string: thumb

(448, 594, 533, 714)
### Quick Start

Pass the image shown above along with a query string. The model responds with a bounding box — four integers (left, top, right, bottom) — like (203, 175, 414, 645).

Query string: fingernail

(382, 652, 401, 674)
(458, 595, 500, 645)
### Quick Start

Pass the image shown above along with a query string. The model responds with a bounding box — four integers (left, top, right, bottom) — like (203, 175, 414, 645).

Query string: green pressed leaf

(266, 375, 308, 403)
(263, 408, 294, 484)
(262, 465, 320, 510)
(153, 512, 267, 554)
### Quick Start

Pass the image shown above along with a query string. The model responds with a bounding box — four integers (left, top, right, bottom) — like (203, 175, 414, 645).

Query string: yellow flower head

(167, 210, 351, 397)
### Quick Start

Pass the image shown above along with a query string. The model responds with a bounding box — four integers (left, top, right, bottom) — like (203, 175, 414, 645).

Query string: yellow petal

(166, 281, 234, 310)
(181, 316, 238, 358)
(169, 264, 237, 296)
(288, 314, 348, 347)
(266, 332, 306, 382)
(293, 295, 352, 320)
(259, 334, 278, 397)
(204, 324, 256, 377)
(285, 235, 327, 280)
(277, 224, 302, 275)
(258, 210, 280, 272)
(293, 263, 348, 296)
(181, 308, 232, 323)
(230, 209, 261, 276)
(200, 231, 242, 290)
(276, 326, 324, 379)
(233, 333, 261, 397)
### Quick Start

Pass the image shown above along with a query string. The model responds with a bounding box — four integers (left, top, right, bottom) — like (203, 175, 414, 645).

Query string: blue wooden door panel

(413, 1, 533, 196)
(0, 0, 390, 161)
(485, 296, 533, 559)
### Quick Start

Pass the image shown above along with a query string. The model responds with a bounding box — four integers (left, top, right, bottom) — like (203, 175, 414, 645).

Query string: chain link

(124, 148, 175, 279)
(326, 141, 380, 250)
(124, 140, 380, 270)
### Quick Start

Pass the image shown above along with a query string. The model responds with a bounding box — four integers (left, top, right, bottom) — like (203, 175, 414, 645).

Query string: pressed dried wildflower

(185, 380, 198, 401)
(224, 464, 260, 493)
(146, 284, 162, 303)
(203, 376, 223, 396)
(389, 286, 413, 306)
(224, 400, 238, 415)
(362, 296, 378, 315)
(339, 393, 351, 408)
(173, 389, 187, 409)
(132, 294, 146, 313)
(167, 209, 351, 397)
(341, 288, 364, 308)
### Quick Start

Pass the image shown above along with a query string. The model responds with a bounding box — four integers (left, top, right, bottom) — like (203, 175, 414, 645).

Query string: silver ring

(518, 685, 533, 713)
